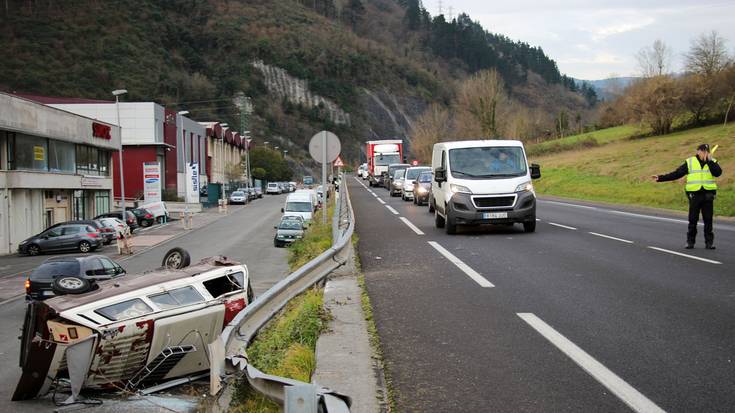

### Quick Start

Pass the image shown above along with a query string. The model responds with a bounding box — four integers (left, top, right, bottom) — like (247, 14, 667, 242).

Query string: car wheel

(435, 209, 445, 228)
(523, 220, 537, 233)
(78, 241, 92, 253)
(162, 247, 191, 269)
(27, 244, 41, 256)
(445, 204, 458, 235)
(52, 275, 92, 295)
(428, 197, 435, 213)
(141, 220, 151, 227)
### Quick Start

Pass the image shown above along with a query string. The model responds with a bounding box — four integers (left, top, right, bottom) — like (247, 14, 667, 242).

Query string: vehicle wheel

(435, 210, 445, 228)
(428, 197, 435, 213)
(274, 239, 280, 248)
(52, 275, 92, 295)
(78, 241, 92, 253)
(27, 244, 41, 256)
(247, 284, 255, 304)
(445, 204, 458, 235)
(141, 220, 151, 227)
(523, 220, 536, 233)
(162, 247, 191, 269)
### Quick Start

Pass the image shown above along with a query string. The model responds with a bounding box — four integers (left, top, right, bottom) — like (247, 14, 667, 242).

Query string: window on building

(10, 133, 48, 171)
(76, 145, 109, 176)
(98, 151, 109, 176)
(73, 190, 87, 220)
(48, 140, 75, 173)
(95, 191, 110, 215)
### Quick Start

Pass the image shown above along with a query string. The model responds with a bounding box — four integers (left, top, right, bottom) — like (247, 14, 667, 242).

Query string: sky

(427, 1, 735, 80)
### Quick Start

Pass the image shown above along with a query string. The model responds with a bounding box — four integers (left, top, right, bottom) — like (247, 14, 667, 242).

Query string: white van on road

(282, 192, 315, 224)
(431, 140, 541, 234)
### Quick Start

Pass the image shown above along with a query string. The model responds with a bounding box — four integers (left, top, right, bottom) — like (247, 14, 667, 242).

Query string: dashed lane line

(428, 241, 494, 288)
(548, 222, 578, 230)
(377, 199, 386, 205)
(588, 232, 634, 244)
(647, 246, 722, 265)
(385, 205, 400, 215)
(517, 313, 665, 413)
(400, 217, 424, 235)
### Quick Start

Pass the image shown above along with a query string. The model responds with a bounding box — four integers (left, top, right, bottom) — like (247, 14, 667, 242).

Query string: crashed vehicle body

(13, 256, 254, 401)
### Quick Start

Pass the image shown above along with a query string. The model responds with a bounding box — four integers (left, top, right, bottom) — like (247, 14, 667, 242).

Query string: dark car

(48, 219, 113, 245)
(95, 211, 139, 232)
(127, 207, 156, 227)
(413, 170, 433, 205)
(18, 224, 102, 256)
(384, 163, 411, 189)
(25, 255, 126, 300)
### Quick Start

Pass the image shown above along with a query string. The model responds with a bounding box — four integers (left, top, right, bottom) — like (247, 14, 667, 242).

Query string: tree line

(599, 31, 735, 135)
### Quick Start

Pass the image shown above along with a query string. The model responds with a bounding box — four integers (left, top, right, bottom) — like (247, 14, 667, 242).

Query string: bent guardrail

(209, 174, 354, 412)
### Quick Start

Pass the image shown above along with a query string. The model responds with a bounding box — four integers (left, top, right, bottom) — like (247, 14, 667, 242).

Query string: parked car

(13, 251, 254, 401)
(229, 190, 248, 204)
(48, 219, 112, 245)
(266, 182, 282, 194)
(401, 166, 431, 201)
(95, 211, 139, 233)
(254, 186, 263, 198)
(127, 207, 156, 227)
(384, 163, 411, 189)
(413, 170, 433, 205)
(389, 169, 406, 197)
(273, 216, 305, 247)
(140, 201, 169, 224)
(18, 223, 102, 256)
(431, 140, 541, 234)
(97, 217, 129, 238)
(282, 192, 315, 224)
(25, 255, 126, 301)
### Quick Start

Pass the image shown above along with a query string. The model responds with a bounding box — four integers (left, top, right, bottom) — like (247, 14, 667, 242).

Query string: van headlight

(450, 184, 472, 194)
(515, 181, 534, 193)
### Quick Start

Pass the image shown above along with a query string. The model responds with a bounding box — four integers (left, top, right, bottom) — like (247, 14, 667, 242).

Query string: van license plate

(483, 212, 507, 219)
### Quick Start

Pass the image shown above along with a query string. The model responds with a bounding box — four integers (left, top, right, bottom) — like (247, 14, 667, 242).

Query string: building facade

(201, 122, 248, 196)
(0, 93, 120, 254)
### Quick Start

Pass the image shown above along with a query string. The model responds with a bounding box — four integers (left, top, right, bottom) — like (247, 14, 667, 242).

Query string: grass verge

(527, 125, 641, 157)
(532, 123, 734, 216)
(288, 198, 335, 271)
(230, 288, 327, 413)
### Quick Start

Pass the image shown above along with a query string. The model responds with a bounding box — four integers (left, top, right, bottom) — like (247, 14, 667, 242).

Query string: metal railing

(209, 174, 354, 412)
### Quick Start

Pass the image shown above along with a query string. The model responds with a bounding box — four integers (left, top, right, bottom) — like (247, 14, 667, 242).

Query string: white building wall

(50, 102, 163, 145)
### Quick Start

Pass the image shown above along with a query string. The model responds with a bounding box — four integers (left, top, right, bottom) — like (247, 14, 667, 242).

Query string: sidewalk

(0, 204, 247, 303)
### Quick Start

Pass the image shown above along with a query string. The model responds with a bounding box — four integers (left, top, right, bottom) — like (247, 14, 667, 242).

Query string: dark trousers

(687, 191, 714, 245)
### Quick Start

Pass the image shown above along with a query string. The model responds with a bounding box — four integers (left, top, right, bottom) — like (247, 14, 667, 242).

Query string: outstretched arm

(652, 162, 688, 182)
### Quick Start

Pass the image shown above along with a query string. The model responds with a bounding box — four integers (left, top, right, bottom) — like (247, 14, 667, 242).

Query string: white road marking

(517, 313, 666, 413)
(377, 198, 386, 205)
(372, 193, 378, 198)
(400, 217, 424, 235)
(536, 218, 541, 221)
(647, 246, 722, 265)
(548, 222, 577, 230)
(588, 232, 634, 244)
(385, 205, 400, 215)
(428, 241, 494, 287)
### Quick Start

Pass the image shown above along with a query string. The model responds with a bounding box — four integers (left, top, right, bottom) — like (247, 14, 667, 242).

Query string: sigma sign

(185, 162, 200, 203)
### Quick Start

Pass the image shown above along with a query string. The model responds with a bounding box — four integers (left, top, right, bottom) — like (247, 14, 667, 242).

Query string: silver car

(228, 191, 248, 204)
(273, 217, 305, 247)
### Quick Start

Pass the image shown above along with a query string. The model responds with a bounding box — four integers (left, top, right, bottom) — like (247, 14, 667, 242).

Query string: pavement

(0, 194, 291, 412)
(349, 176, 735, 412)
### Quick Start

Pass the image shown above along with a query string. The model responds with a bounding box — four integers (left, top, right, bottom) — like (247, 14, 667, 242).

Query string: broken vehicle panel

(13, 255, 252, 401)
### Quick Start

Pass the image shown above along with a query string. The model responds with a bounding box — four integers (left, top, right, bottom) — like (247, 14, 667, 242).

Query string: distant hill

(1, 0, 595, 168)
(574, 77, 638, 101)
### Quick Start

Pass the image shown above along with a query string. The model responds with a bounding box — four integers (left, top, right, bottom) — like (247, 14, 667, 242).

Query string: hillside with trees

(0, 0, 596, 168)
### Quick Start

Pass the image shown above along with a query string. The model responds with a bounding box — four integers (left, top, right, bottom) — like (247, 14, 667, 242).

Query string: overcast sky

(427, 1, 735, 80)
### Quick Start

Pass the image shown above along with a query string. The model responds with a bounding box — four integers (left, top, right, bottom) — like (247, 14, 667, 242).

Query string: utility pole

(235, 93, 253, 188)
(112, 89, 127, 209)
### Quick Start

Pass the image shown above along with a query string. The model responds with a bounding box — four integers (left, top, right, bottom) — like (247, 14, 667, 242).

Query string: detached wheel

(162, 247, 191, 269)
(523, 220, 536, 233)
(27, 244, 41, 256)
(53, 275, 92, 295)
(78, 241, 92, 253)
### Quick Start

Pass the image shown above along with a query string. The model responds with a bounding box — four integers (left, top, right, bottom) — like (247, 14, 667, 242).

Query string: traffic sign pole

(322, 131, 328, 224)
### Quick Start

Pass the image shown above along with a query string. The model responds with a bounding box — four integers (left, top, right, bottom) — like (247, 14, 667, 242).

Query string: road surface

(0, 194, 290, 411)
(351, 176, 735, 412)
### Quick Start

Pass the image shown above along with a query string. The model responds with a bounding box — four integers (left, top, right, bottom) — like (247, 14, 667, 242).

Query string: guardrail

(209, 174, 354, 412)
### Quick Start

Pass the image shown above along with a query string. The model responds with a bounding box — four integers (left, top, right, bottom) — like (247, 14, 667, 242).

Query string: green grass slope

(531, 124, 734, 216)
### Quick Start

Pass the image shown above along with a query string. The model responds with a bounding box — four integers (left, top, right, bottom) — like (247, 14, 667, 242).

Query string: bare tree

(684, 31, 731, 76)
(410, 104, 452, 164)
(636, 39, 673, 77)
(455, 69, 506, 138)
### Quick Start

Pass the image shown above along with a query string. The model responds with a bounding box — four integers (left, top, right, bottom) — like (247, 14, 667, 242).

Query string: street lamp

(219, 124, 228, 201)
(112, 89, 127, 208)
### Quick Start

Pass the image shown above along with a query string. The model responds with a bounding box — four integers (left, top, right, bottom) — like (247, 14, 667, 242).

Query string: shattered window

(148, 286, 204, 310)
(203, 272, 244, 298)
(95, 298, 153, 321)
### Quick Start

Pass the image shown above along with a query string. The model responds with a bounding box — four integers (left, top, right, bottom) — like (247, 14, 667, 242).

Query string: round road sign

(309, 131, 341, 164)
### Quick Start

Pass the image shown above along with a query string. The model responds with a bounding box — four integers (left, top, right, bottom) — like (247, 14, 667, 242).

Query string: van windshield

(375, 154, 401, 166)
(448, 147, 527, 178)
(286, 202, 312, 212)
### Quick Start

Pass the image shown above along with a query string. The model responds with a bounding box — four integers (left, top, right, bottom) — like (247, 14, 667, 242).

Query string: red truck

(366, 140, 403, 187)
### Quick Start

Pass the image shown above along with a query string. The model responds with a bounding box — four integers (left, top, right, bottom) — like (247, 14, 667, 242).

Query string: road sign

(309, 131, 341, 164)
(333, 156, 344, 167)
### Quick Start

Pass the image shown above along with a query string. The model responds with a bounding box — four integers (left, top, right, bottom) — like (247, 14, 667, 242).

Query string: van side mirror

(530, 164, 541, 180)
(434, 168, 447, 183)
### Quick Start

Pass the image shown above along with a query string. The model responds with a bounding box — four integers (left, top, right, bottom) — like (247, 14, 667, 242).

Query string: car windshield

(448, 147, 527, 178)
(286, 201, 312, 212)
(279, 220, 303, 230)
(406, 168, 429, 180)
(394, 169, 405, 179)
(31, 261, 80, 279)
(418, 172, 432, 183)
(375, 154, 401, 166)
(232, 191, 245, 196)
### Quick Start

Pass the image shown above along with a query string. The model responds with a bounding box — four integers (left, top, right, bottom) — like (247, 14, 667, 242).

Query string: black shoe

(705, 244, 716, 250)
(685, 243, 694, 249)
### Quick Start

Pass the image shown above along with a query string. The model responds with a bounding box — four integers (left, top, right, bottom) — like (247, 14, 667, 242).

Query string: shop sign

(33, 145, 45, 161)
(185, 162, 200, 203)
(143, 162, 161, 203)
(92, 122, 111, 140)
(81, 176, 105, 188)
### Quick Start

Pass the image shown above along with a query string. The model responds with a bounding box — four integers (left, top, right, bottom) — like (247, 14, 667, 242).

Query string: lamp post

(112, 89, 127, 209)
(220, 123, 228, 201)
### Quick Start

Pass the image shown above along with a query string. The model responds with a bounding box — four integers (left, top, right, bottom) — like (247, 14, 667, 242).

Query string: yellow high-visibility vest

(685, 156, 717, 191)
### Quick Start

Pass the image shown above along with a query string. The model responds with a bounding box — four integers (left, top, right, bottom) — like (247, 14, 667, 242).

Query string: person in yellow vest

(652, 144, 722, 249)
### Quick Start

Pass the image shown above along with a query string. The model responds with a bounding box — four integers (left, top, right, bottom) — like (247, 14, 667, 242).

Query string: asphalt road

(351, 176, 735, 412)
(0, 193, 290, 411)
